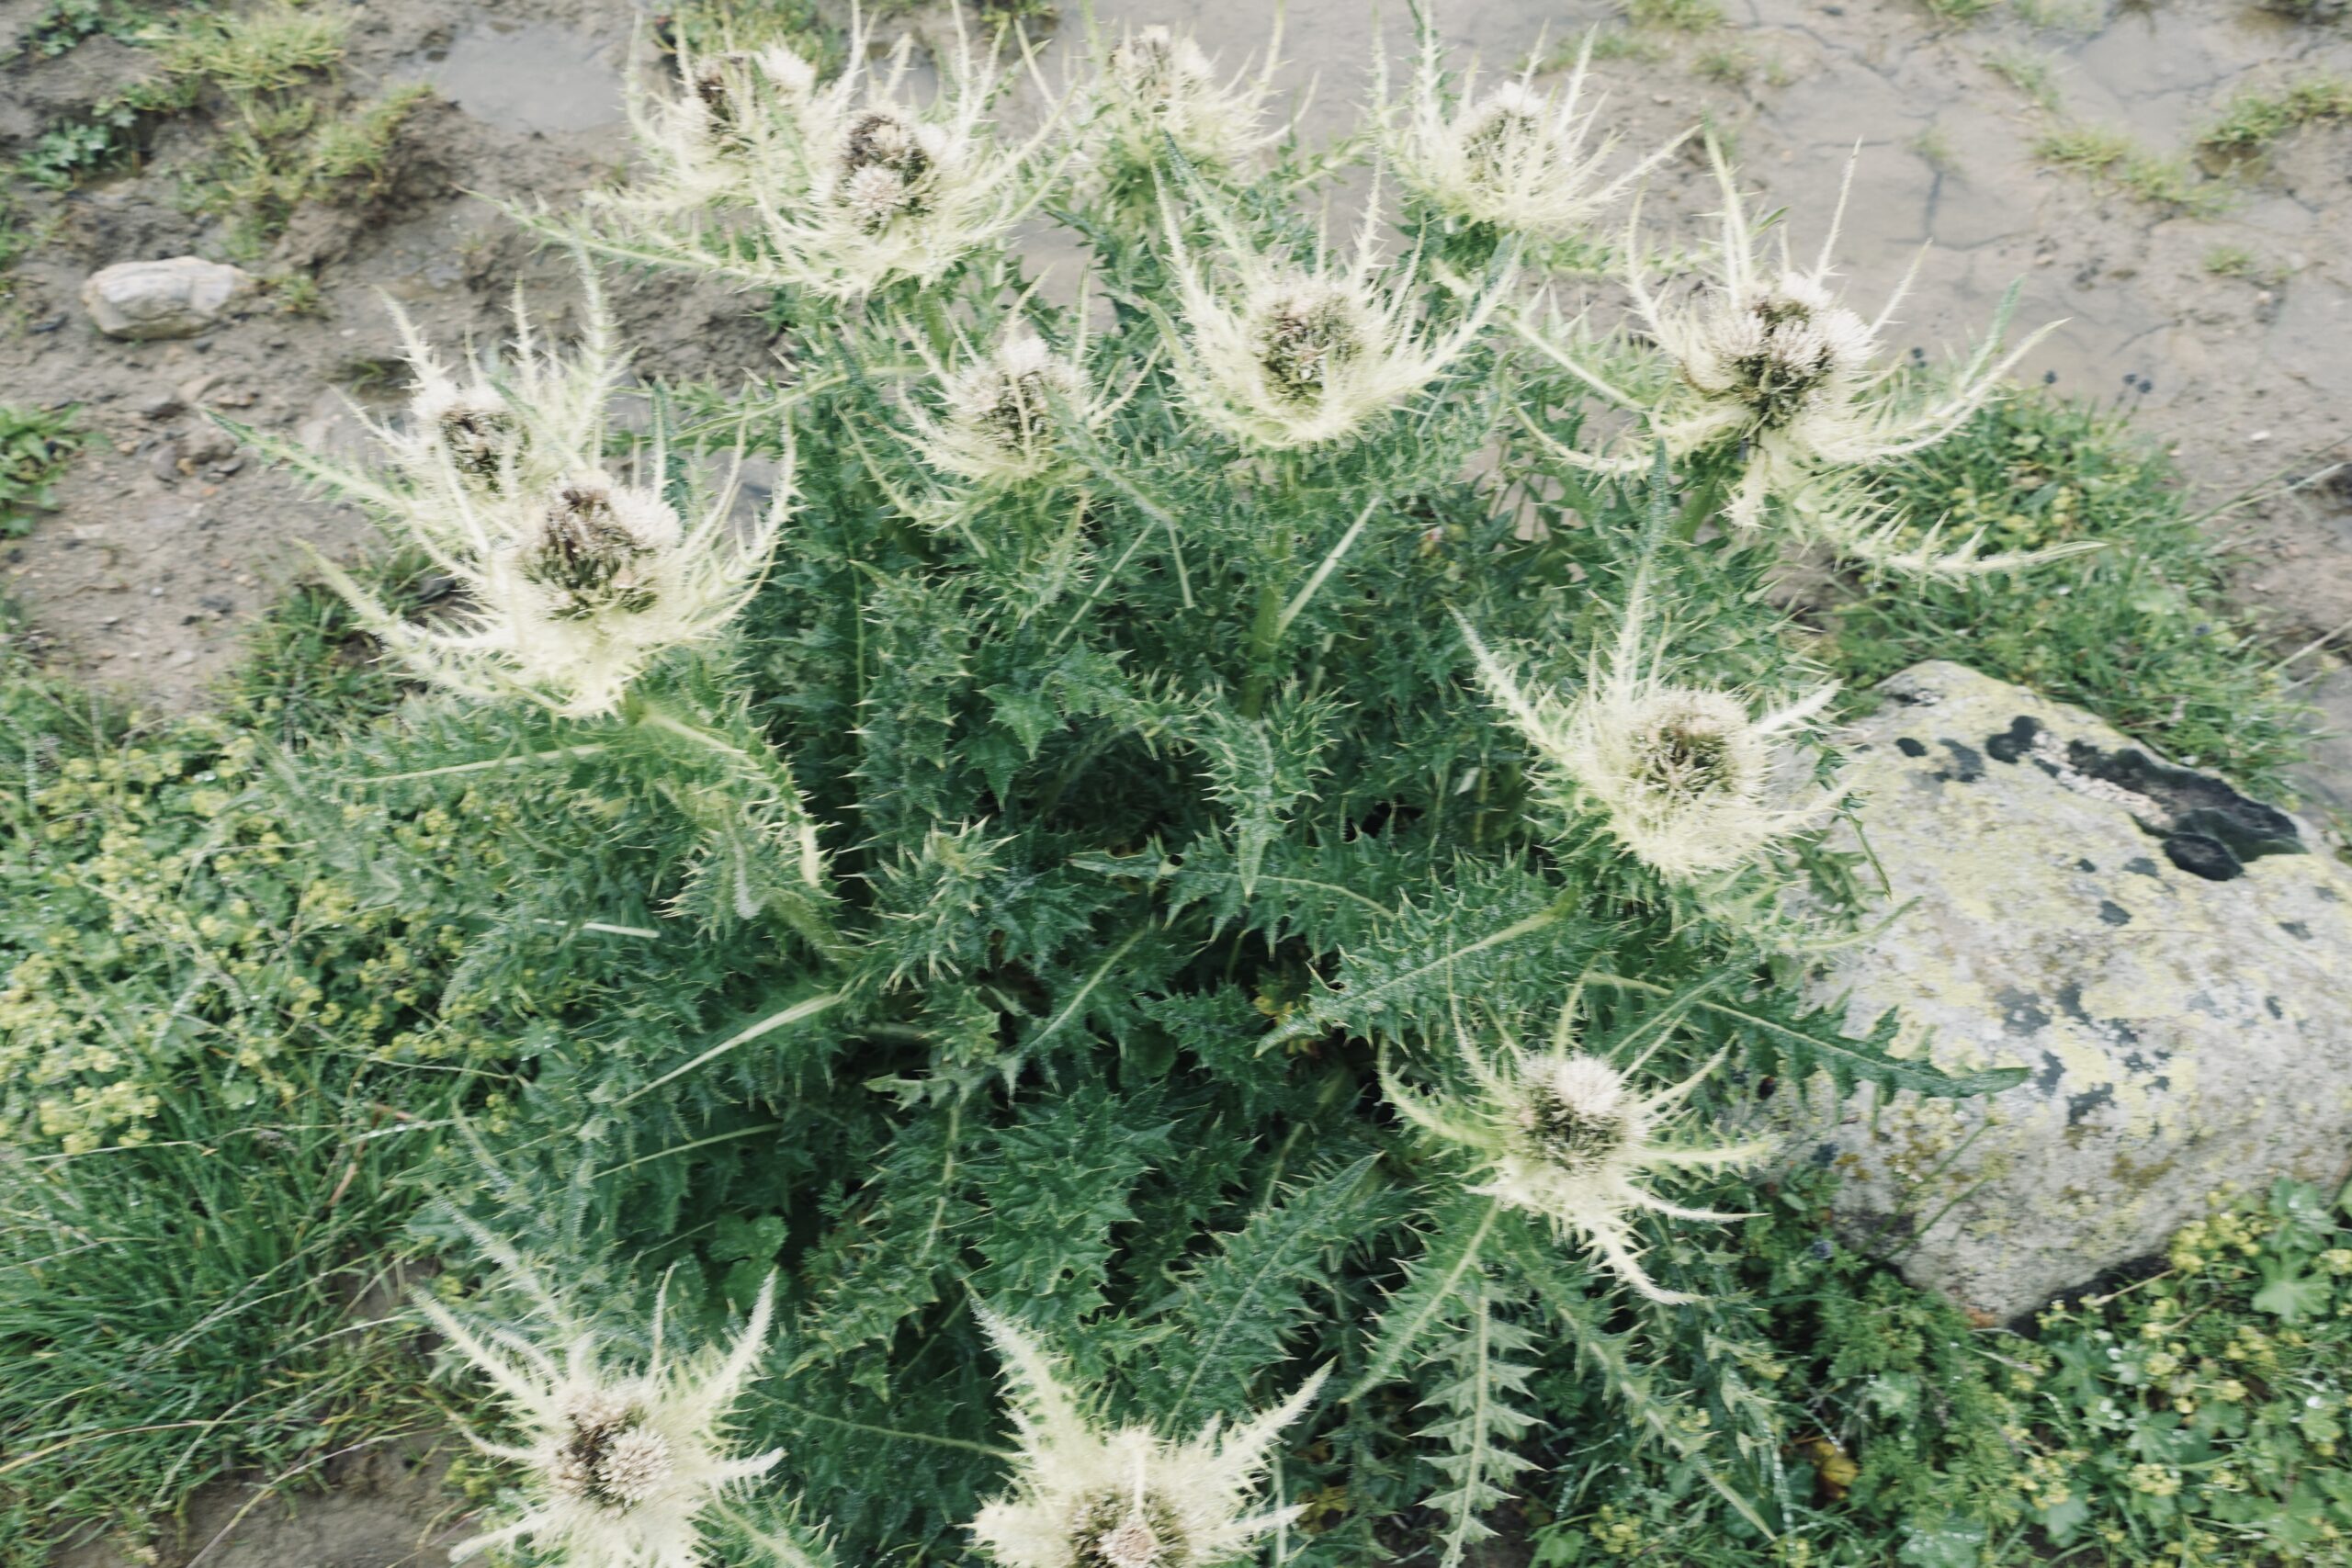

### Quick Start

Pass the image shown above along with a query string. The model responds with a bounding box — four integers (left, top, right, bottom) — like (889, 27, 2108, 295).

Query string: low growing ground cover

(2, 8, 2342, 1568)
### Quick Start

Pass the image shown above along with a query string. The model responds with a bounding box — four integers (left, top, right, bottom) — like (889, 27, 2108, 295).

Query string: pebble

(139, 392, 186, 421)
(81, 258, 257, 341)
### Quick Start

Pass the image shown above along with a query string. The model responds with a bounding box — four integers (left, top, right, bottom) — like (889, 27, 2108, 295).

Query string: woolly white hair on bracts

(1515, 142, 2085, 576)
(1091, 19, 1288, 176)
(1382, 26, 1689, 241)
(1158, 187, 1510, 450)
(1453, 568, 1843, 880)
(573, 6, 1069, 299)
(969, 1307, 1327, 1568)
(1380, 1014, 1771, 1303)
(415, 1230, 784, 1568)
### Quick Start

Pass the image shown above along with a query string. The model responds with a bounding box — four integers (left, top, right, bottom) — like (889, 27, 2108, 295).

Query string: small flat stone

(81, 258, 257, 341)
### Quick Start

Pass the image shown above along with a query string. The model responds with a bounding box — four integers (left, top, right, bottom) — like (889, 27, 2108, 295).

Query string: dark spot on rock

(2034, 1050, 2066, 1094)
(2266, 995, 2284, 1020)
(2066, 1084, 2116, 1126)
(2279, 920, 2312, 940)
(2164, 832, 2242, 881)
(2124, 856, 2162, 878)
(1985, 715, 2041, 764)
(2320, 886, 2345, 904)
(1810, 1143, 1838, 1167)
(2064, 739, 2302, 864)
(1937, 739, 1985, 783)
(2076, 858, 2097, 873)
(2097, 899, 2132, 926)
(1998, 988, 2052, 1036)
(2052, 982, 2094, 1027)
(1896, 737, 1928, 758)
(2107, 1019, 2143, 1048)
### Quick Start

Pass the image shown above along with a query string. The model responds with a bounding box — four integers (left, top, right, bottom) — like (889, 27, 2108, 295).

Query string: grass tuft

(0, 405, 81, 536)
(1831, 391, 2308, 790)
(2199, 74, 2352, 157)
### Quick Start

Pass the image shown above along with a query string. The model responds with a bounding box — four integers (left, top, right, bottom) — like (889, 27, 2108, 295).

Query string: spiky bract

(577, 7, 1065, 298)
(1160, 196, 1506, 450)
(416, 1237, 782, 1568)
(970, 1308, 1326, 1568)
(1383, 1022, 1770, 1302)
(1519, 143, 2074, 573)
(1385, 28, 1684, 240)
(266, 276, 788, 717)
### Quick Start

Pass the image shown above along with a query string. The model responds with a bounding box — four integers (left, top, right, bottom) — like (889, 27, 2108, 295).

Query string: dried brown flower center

(526, 484, 662, 618)
(1722, 296, 1843, 425)
(438, 402, 517, 484)
(839, 110, 935, 230)
(1460, 96, 1544, 179)
(1255, 291, 1365, 403)
(692, 54, 754, 139)
(971, 367, 1059, 452)
(1634, 716, 1738, 801)
(1071, 1490, 1188, 1568)
(558, 1404, 671, 1510)
(1524, 1081, 1629, 1171)
(1112, 32, 1204, 106)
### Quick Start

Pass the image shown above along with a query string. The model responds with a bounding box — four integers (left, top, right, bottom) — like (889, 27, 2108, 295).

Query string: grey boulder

(81, 257, 257, 341)
(1792, 660, 2352, 1321)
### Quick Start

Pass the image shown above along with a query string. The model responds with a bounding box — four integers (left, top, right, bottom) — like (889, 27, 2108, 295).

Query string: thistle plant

(1517, 145, 2069, 572)
(247, 273, 789, 718)
(415, 1237, 785, 1568)
(901, 318, 1104, 489)
(189, 16, 2086, 1566)
(971, 1308, 1327, 1568)
(1384, 28, 1687, 244)
(1382, 1016, 1772, 1303)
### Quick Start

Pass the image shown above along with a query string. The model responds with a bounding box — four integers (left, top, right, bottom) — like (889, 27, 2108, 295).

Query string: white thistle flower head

(275, 276, 789, 718)
(414, 1238, 782, 1568)
(1514, 141, 2077, 574)
(905, 324, 1098, 486)
(1162, 193, 1508, 449)
(1454, 585, 1843, 879)
(383, 449, 784, 718)
(604, 37, 812, 219)
(1382, 1021, 1771, 1303)
(755, 42, 820, 101)
(970, 1307, 1327, 1568)
(1385, 29, 1686, 239)
(1095, 22, 1285, 175)
(588, 7, 1069, 299)
(340, 276, 620, 550)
